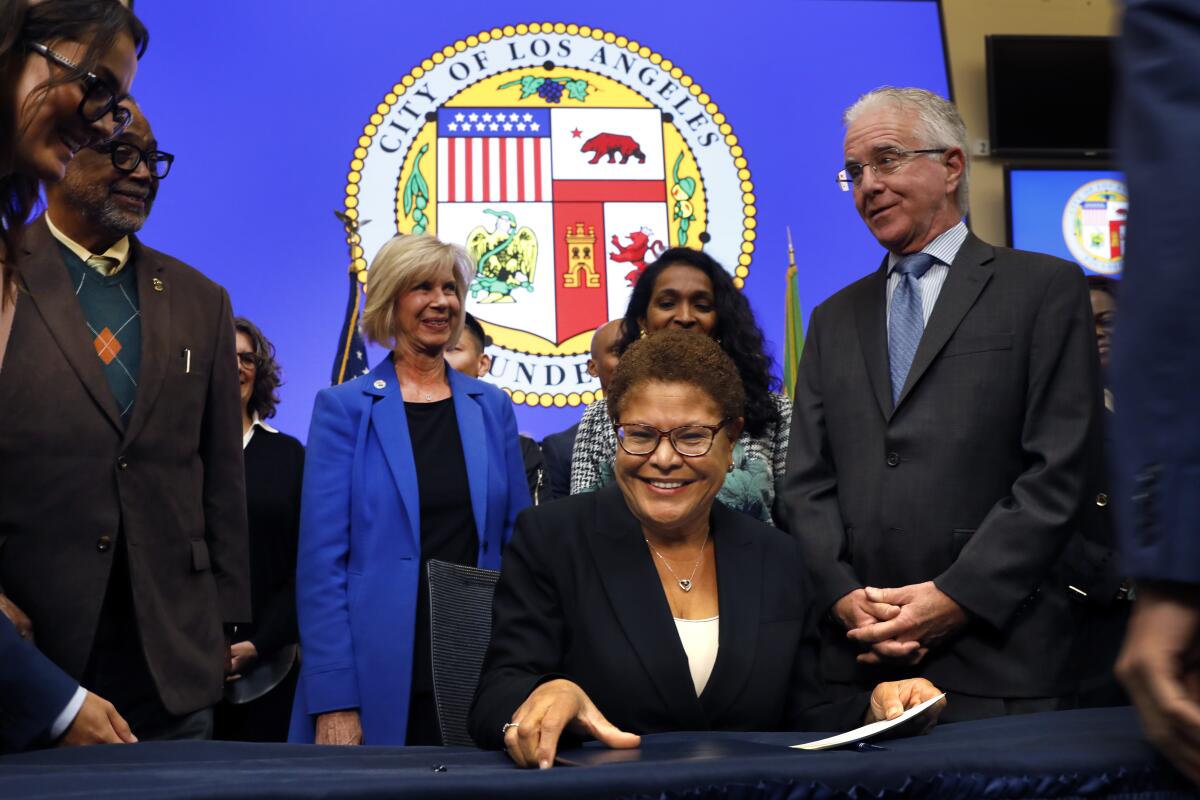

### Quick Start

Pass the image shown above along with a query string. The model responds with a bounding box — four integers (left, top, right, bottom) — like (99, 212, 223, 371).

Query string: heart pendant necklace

(645, 532, 709, 592)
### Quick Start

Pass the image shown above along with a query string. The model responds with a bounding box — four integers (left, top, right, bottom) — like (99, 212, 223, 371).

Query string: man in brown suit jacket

(0, 102, 249, 739)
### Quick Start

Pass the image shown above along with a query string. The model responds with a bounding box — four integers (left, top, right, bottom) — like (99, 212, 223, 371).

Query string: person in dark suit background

(447, 311, 545, 503)
(0, 101, 249, 740)
(784, 87, 1100, 722)
(471, 329, 944, 767)
(1111, 0, 1200, 782)
(213, 317, 304, 743)
(1060, 275, 1128, 708)
(540, 318, 624, 503)
(290, 234, 529, 747)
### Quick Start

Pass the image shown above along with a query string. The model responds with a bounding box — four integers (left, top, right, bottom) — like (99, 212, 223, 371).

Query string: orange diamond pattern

(93, 327, 122, 365)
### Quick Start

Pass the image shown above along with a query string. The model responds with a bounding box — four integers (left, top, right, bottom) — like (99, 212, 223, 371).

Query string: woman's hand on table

(866, 677, 946, 731)
(316, 710, 363, 745)
(505, 678, 640, 768)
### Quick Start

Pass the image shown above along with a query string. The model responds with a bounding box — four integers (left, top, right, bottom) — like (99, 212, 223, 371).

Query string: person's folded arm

(781, 304, 862, 613)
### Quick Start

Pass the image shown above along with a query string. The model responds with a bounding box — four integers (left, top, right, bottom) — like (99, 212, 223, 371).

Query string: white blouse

(674, 615, 719, 696)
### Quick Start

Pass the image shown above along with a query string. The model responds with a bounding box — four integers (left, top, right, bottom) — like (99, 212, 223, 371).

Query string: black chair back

(426, 559, 501, 747)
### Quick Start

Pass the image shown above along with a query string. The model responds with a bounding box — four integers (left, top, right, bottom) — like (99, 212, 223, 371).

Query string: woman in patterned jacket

(570, 247, 791, 526)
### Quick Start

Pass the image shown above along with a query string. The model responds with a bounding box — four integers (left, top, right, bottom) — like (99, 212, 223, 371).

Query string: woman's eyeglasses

(29, 42, 131, 144)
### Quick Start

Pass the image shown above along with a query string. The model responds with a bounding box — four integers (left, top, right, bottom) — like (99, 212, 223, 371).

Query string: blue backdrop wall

(128, 0, 950, 441)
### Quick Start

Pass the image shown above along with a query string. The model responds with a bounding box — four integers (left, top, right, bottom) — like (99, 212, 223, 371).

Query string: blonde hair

(360, 234, 475, 350)
(844, 87, 970, 215)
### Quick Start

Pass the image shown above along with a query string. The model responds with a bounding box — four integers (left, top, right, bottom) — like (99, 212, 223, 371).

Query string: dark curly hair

(616, 247, 779, 437)
(606, 327, 745, 427)
(2, 0, 149, 303)
(234, 316, 283, 420)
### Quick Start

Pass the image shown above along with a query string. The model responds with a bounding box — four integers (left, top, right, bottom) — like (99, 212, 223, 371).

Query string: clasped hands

(835, 582, 968, 665)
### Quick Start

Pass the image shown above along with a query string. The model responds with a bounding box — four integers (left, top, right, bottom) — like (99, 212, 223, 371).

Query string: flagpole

(784, 226, 805, 400)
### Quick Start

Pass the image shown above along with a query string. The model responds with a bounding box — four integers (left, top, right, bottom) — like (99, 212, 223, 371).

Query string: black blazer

(783, 232, 1101, 698)
(469, 485, 867, 749)
(0, 216, 250, 715)
(539, 422, 579, 503)
(241, 428, 305, 657)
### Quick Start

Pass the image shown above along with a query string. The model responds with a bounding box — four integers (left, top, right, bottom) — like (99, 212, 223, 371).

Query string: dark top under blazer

(242, 429, 305, 657)
(783, 232, 1101, 698)
(0, 216, 250, 716)
(469, 485, 868, 749)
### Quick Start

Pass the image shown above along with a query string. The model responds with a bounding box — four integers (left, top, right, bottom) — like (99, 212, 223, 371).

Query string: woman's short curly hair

(616, 247, 779, 437)
(234, 316, 283, 420)
(360, 234, 475, 350)
(606, 328, 745, 426)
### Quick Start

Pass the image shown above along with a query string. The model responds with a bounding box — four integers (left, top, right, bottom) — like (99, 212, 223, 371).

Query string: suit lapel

(121, 238, 169, 445)
(854, 262, 893, 419)
(697, 503, 760, 723)
(449, 368, 489, 540)
(895, 233, 994, 410)
(364, 358, 421, 542)
(586, 486, 706, 730)
(18, 217, 122, 433)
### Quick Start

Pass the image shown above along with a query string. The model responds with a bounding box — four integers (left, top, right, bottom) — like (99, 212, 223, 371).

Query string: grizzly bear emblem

(580, 132, 646, 164)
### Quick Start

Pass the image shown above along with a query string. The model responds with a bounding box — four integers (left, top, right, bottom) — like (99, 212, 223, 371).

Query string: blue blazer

(0, 616, 78, 752)
(288, 357, 530, 744)
(1112, 0, 1200, 582)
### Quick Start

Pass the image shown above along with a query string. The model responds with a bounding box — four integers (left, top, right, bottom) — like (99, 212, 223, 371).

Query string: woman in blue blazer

(288, 235, 530, 746)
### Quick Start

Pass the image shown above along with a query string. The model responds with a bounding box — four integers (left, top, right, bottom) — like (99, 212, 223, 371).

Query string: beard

(58, 172, 151, 237)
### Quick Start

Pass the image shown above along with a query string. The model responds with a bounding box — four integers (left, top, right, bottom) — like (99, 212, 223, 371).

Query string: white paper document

(791, 693, 946, 751)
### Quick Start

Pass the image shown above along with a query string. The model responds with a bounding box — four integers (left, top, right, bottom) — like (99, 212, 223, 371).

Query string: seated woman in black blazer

(469, 329, 945, 768)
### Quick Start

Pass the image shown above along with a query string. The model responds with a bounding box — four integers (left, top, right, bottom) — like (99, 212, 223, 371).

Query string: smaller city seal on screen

(1062, 178, 1127, 276)
(342, 22, 754, 410)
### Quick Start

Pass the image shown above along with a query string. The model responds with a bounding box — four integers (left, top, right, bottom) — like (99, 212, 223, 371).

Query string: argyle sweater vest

(58, 243, 141, 422)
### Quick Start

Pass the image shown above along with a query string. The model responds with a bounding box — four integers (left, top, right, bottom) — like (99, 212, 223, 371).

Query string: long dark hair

(235, 317, 284, 420)
(1, 0, 149, 302)
(617, 247, 780, 437)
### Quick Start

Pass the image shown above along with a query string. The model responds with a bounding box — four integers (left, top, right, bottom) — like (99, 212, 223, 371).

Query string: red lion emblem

(581, 132, 646, 164)
(610, 230, 665, 286)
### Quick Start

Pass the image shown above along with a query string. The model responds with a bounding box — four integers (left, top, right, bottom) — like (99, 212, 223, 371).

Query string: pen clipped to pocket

(182, 347, 191, 374)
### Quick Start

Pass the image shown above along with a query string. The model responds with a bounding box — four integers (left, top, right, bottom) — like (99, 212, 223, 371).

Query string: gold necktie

(85, 254, 121, 277)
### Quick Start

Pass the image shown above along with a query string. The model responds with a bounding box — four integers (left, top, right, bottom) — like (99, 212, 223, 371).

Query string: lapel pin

(373, 379, 386, 389)
(152, 277, 165, 292)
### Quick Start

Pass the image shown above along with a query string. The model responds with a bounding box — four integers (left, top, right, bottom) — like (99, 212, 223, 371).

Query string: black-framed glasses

(93, 140, 174, 179)
(29, 42, 131, 143)
(614, 418, 731, 457)
(837, 147, 948, 190)
(236, 351, 260, 370)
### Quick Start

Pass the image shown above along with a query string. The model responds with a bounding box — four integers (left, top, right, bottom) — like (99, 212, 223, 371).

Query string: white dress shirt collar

(45, 212, 131, 274)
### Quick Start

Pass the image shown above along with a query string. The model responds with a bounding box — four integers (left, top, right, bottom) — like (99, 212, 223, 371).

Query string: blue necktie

(888, 252, 935, 405)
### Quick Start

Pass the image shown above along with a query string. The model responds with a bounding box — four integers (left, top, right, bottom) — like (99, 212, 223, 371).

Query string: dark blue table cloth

(0, 707, 1191, 798)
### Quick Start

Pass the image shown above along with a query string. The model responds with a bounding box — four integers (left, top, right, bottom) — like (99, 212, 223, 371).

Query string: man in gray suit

(783, 88, 1100, 721)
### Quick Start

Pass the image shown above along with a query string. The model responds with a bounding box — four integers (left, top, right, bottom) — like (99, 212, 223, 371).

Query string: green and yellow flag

(783, 227, 805, 400)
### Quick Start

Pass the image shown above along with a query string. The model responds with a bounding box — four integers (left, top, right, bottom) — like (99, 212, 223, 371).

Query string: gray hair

(843, 87, 970, 215)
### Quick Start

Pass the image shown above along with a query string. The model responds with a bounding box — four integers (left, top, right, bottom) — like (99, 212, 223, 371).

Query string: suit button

(1095, 492, 1109, 507)
(96, 535, 112, 553)
(886, 452, 900, 467)
(117, 455, 128, 471)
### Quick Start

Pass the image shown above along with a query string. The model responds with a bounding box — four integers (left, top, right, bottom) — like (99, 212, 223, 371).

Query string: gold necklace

(645, 533, 709, 592)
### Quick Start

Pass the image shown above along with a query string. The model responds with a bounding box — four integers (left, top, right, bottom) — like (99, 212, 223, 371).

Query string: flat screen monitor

(987, 35, 1115, 158)
(1006, 166, 1125, 277)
